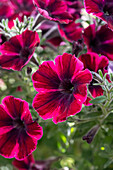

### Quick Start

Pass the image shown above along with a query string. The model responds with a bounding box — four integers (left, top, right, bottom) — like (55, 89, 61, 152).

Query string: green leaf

(89, 96, 106, 104)
(104, 159, 113, 169)
(98, 69, 103, 78)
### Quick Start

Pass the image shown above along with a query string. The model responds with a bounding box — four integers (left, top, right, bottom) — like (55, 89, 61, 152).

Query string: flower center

(90, 37, 100, 52)
(59, 79, 74, 94)
(13, 118, 25, 130)
(20, 47, 31, 59)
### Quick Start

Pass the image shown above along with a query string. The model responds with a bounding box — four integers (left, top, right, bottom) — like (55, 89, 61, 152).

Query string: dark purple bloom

(58, 21, 83, 42)
(32, 53, 92, 124)
(84, 0, 113, 30)
(0, 29, 40, 71)
(33, 0, 73, 24)
(0, 96, 43, 160)
(83, 125, 100, 144)
(79, 52, 109, 97)
(83, 24, 113, 61)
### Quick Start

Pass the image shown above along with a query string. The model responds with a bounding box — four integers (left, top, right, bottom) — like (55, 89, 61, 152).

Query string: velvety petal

(0, 1, 13, 20)
(21, 29, 40, 48)
(72, 69, 92, 85)
(13, 159, 29, 170)
(74, 84, 87, 103)
(55, 53, 84, 80)
(0, 129, 18, 159)
(0, 38, 21, 55)
(50, 0, 67, 15)
(83, 24, 113, 60)
(0, 104, 12, 121)
(32, 61, 60, 92)
(83, 97, 93, 106)
(58, 22, 82, 42)
(72, 69, 92, 102)
(33, 0, 49, 8)
(13, 154, 35, 170)
(79, 53, 99, 72)
(79, 52, 109, 72)
(53, 97, 82, 124)
(2, 96, 32, 123)
(83, 24, 96, 50)
(33, 91, 62, 120)
(0, 105, 13, 135)
(84, 0, 113, 30)
(26, 122, 43, 140)
(98, 55, 109, 69)
(84, 0, 104, 18)
(0, 54, 24, 71)
(89, 85, 104, 98)
(16, 130, 37, 160)
(33, 91, 83, 124)
(33, 0, 73, 23)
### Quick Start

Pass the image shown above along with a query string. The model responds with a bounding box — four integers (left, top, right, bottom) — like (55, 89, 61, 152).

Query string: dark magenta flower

(0, 29, 40, 71)
(83, 24, 113, 61)
(13, 154, 35, 170)
(0, 0, 13, 21)
(84, 0, 113, 30)
(65, 0, 83, 20)
(0, 0, 36, 28)
(32, 53, 92, 124)
(13, 154, 59, 170)
(79, 52, 109, 97)
(8, 0, 36, 28)
(58, 21, 83, 42)
(0, 96, 43, 160)
(38, 20, 64, 47)
(33, 0, 73, 24)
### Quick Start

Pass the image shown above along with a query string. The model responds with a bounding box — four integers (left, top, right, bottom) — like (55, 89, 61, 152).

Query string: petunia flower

(12, 154, 35, 170)
(8, 0, 36, 28)
(0, 96, 43, 160)
(84, 0, 113, 30)
(58, 21, 83, 42)
(83, 24, 113, 61)
(79, 52, 109, 98)
(32, 53, 92, 124)
(13, 154, 59, 170)
(33, 0, 73, 24)
(65, 0, 83, 20)
(38, 20, 64, 47)
(0, 0, 36, 28)
(0, 29, 40, 71)
(0, 0, 13, 21)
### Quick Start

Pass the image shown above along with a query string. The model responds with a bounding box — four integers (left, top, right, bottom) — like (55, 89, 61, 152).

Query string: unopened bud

(83, 125, 100, 144)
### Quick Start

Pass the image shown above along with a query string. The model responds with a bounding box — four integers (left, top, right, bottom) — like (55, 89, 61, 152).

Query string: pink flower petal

(55, 53, 84, 80)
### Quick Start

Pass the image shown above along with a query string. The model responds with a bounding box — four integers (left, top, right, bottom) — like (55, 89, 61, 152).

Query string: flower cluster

(0, 0, 113, 169)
